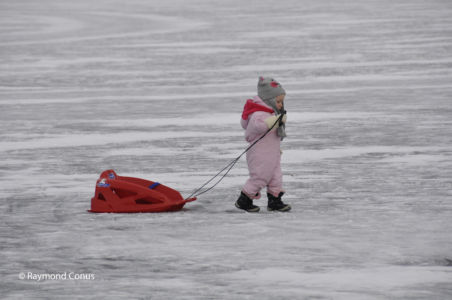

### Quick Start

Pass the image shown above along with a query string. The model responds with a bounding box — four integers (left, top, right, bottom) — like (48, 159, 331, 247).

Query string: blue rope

(149, 182, 161, 189)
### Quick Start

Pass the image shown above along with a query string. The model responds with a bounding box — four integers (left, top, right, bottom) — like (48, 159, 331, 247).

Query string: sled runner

(89, 170, 196, 213)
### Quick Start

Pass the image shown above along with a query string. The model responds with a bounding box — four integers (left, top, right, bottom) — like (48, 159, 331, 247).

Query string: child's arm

(240, 117, 249, 130)
(249, 111, 278, 134)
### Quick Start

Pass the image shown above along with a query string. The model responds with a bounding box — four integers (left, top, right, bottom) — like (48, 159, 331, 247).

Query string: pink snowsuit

(241, 96, 283, 199)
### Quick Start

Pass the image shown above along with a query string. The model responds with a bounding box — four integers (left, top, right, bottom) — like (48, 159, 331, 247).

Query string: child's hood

(241, 96, 274, 121)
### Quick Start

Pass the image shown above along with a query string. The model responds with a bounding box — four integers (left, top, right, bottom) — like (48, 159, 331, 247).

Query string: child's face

(276, 95, 285, 111)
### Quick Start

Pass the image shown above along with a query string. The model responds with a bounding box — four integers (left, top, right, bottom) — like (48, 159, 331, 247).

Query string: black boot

(267, 192, 291, 212)
(235, 192, 260, 212)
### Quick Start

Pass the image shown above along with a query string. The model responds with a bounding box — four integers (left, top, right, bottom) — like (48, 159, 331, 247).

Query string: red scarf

(241, 99, 274, 120)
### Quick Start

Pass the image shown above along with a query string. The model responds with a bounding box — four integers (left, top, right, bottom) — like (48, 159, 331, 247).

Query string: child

(235, 76, 291, 212)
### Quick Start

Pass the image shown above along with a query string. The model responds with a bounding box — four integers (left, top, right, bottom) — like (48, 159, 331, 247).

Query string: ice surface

(1, 0, 452, 299)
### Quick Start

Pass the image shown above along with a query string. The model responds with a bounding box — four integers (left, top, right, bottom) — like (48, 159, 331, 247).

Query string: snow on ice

(1, 0, 452, 299)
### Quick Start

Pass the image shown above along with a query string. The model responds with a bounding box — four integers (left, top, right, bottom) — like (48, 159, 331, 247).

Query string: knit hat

(257, 76, 287, 140)
(257, 76, 286, 101)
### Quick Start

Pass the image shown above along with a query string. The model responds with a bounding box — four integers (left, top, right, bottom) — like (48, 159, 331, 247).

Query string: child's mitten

(264, 114, 287, 129)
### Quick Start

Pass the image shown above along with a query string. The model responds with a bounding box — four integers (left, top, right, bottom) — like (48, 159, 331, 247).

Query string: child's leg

(266, 163, 290, 211)
(243, 150, 273, 199)
(242, 175, 267, 199)
(267, 161, 283, 197)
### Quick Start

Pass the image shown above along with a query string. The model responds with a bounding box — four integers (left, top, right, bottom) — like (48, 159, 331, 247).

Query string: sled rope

(185, 111, 286, 200)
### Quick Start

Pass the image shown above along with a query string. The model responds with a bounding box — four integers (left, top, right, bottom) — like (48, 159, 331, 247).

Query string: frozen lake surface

(1, 0, 452, 299)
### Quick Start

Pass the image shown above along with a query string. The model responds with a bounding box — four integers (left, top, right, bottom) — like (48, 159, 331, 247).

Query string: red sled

(89, 170, 196, 213)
